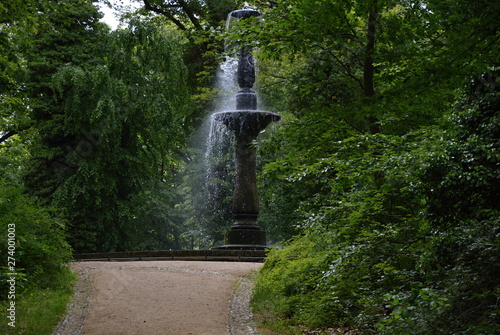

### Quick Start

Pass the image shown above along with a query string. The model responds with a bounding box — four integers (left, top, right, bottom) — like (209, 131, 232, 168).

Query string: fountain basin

(229, 9, 261, 19)
(213, 110, 281, 138)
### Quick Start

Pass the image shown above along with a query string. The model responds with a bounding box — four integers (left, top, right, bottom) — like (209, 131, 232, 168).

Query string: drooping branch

(178, 0, 202, 30)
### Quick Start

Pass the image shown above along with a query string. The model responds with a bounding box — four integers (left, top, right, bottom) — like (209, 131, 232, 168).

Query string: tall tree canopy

(48, 21, 190, 252)
(15, 1, 192, 252)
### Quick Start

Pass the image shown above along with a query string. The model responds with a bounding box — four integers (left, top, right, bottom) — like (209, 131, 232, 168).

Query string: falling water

(213, 57, 239, 112)
(205, 56, 238, 163)
(199, 56, 241, 247)
(204, 57, 239, 187)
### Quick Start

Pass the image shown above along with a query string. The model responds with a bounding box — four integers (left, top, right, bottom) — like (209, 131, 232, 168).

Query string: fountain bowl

(230, 9, 261, 19)
(213, 110, 281, 137)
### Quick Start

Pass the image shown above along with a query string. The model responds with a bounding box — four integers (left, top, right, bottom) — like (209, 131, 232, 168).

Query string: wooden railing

(73, 249, 267, 262)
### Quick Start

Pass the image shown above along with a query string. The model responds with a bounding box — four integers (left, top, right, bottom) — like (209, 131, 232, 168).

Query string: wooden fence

(73, 249, 267, 262)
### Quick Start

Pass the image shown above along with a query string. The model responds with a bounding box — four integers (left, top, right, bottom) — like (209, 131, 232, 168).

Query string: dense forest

(1, 0, 499, 333)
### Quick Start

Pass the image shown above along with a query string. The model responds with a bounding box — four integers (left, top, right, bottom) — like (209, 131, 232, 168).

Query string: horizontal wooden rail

(73, 249, 267, 262)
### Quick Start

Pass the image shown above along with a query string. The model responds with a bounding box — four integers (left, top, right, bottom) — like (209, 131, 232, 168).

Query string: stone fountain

(214, 9, 280, 250)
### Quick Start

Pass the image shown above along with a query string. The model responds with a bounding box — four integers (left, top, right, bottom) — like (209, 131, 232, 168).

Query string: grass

(249, 268, 305, 335)
(0, 267, 76, 335)
(250, 268, 355, 335)
(251, 297, 305, 335)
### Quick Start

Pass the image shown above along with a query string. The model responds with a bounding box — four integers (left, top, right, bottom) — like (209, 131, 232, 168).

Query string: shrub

(0, 182, 72, 296)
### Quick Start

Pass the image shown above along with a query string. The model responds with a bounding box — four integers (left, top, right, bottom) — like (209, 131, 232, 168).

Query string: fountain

(214, 9, 281, 250)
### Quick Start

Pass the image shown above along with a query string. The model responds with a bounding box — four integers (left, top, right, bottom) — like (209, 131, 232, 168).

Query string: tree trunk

(364, 0, 380, 134)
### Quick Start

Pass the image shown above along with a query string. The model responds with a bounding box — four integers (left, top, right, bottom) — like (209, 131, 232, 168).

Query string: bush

(252, 83, 500, 333)
(253, 237, 334, 328)
(0, 182, 72, 296)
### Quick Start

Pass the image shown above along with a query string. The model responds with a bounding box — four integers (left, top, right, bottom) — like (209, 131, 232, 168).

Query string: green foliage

(253, 237, 332, 328)
(0, 0, 45, 147)
(254, 82, 500, 333)
(44, 19, 191, 252)
(0, 183, 72, 295)
(0, 268, 75, 335)
(22, 0, 110, 201)
(9, 0, 197, 252)
(251, 0, 500, 332)
(1, 5, 76, 329)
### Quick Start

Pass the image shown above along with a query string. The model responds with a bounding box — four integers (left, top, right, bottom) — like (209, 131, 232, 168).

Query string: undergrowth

(0, 266, 75, 335)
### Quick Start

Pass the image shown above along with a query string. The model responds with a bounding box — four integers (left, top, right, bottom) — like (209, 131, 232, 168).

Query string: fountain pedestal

(214, 111, 280, 250)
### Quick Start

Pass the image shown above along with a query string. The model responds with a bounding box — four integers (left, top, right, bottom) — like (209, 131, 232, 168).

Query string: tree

(249, 0, 500, 238)
(17, 1, 191, 252)
(0, 0, 47, 145)
(22, 0, 109, 200)
(47, 18, 190, 252)
(409, 66, 500, 334)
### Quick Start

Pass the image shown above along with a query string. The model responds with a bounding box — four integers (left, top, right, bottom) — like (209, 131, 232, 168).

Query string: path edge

(228, 270, 260, 335)
(51, 265, 93, 335)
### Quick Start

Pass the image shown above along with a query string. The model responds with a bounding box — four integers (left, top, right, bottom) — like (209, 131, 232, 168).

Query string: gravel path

(53, 261, 262, 335)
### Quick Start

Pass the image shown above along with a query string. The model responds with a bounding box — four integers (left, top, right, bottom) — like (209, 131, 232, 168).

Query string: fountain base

(225, 227, 266, 248)
(216, 215, 267, 250)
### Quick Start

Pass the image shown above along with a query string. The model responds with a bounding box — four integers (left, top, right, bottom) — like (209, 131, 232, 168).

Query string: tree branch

(342, 118, 365, 134)
(178, 0, 202, 30)
(328, 50, 364, 92)
(0, 131, 17, 144)
(342, 11, 364, 47)
(142, 0, 203, 31)
(364, 3, 377, 98)
(143, 0, 187, 30)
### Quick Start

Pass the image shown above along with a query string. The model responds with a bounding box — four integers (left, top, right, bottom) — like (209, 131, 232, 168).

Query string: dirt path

(55, 261, 262, 335)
